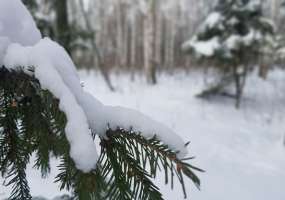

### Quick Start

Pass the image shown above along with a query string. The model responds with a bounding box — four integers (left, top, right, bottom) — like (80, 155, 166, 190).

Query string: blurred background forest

(22, 0, 285, 95)
(16, 3, 276, 70)
(21, 0, 285, 107)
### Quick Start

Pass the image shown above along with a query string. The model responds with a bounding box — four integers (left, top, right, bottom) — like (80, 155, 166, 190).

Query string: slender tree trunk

(143, 0, 157, 85)
(123, 11, 129, 68)
(130, 16, 137, 81)
(233, 64, 247, 109)
(168, 20, 176, 69)
(259, 64, 269, 79)
(55, 0, 71, 54)
(116, 1, 124, 67)
(78, 0, 115, 91)
(270, 0, 278, 22)
(154, 0, 162, 68)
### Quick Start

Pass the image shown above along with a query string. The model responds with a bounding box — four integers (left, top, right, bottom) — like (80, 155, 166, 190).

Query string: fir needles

(0, 68, 202, 199)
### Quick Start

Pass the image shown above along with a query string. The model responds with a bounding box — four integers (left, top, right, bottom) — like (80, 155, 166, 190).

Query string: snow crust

(0, 0, 188, 172)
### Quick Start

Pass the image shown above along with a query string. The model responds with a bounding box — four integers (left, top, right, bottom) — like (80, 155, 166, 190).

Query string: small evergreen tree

(183, 0, 275, 108)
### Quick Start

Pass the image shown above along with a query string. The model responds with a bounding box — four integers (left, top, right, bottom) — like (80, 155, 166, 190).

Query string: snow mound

(0, 0, 188, 172)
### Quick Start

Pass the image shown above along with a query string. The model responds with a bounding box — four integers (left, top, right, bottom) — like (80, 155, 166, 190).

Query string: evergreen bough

(0, 66, 202, 199)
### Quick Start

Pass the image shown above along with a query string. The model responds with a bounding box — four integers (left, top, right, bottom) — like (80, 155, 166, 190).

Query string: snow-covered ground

(1, 69, 285, 200)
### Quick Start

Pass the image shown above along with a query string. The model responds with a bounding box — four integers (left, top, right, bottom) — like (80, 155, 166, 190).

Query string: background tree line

(23, 0, 285, 87)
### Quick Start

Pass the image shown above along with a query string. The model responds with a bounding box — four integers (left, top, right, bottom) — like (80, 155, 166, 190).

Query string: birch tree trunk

(154, 0, 162, 68)
(130, 15, 137, 80)
(116, 1, 124, 67)
(143, 0, 157, 84)
(123, 7, 129, 68)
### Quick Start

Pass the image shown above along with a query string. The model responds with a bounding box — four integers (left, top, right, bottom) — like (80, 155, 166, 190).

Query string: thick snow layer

(0, 0, 41, 66)
(3, 39, 99, 172)
(0, 0, 98, 172)
(277, 47, 285, 59)
(183, 28, 272, 58)
(2, 70, 285, 199)
(183, 1, 275, 59)
(203, 12, 223, 29)
(227, 17, 239, 25)
(225, 35, 241, 50)
(224, 31, 262, 51)
(0, 0, 41, 47)
(243, 29, 258, 46)
(0, 0, 188, 172)
(183, 37, 220, 57)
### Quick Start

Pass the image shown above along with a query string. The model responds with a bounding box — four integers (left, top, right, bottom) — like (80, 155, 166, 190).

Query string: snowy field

(1, 69, 285, 200)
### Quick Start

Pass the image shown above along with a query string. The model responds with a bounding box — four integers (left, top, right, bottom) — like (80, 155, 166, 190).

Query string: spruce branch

(0, 67, 203, 199)
(99, 129, 204, 199)
(0, 71, 32, 199)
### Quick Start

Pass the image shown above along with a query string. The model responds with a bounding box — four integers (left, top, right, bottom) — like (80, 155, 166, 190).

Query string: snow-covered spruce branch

(2, 35, 191, 169)
(0, 67, 202, 199)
